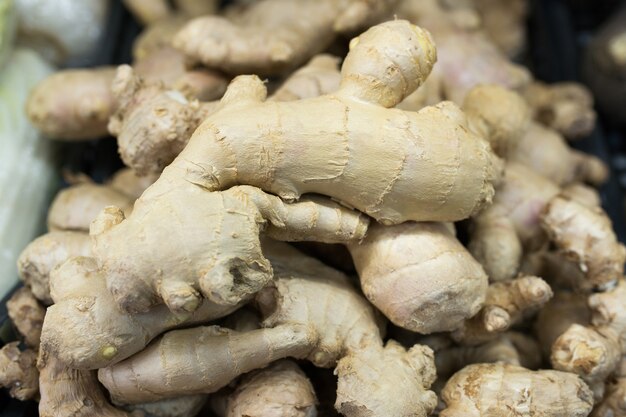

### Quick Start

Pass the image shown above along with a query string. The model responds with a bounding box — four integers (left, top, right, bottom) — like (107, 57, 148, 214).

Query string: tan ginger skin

(99, 241, 438, 417)
(224, 360, 318, 417)
(452, 275, 553, 345)
(552, 280, 626, 394)
(0, 343, 39, 401)
(542, 196, 626, 290)
(348, 221, 488, 334)
(6, 287, 45, 348)
(90, 21, 501, 314)
(470, 0, 528, 57)
(123, 0, 220, 25)
(440, 363, 593, 417)
(468, 162, 559, 282)
(17, 231, 91, 304)
(38, 351, 140, 417)
(398, 0, 596, 139)
(149, 20, 500, 223)
(173, 0, 396, 76)
(111, 53, 342, 175)
(125, 395, 207, 417)
(592, 356, 626, 417)
(40, 256, 241, 370)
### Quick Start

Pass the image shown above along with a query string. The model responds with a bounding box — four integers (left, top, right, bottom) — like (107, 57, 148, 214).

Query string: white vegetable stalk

(0, 48, 55, 298)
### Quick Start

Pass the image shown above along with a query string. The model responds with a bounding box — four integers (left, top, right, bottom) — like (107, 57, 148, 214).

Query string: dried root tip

(225, 360, 317, 417)
(551, 324, 621, 386)
(541, 196, 626, 289)
(588, 279, 626, 332)
(340, 20, 437, 108)
(26, 68, 116, 140)
(123, 395, 208, 417)
(17, 231, 92, 305)
(0, 343, 39, 401)
(335, 341, 438, 417)
(48, 183, 132, 232)
(462, 84, 530, 158)
(7, 287, 45, 348)
(441, 363, 593, 417)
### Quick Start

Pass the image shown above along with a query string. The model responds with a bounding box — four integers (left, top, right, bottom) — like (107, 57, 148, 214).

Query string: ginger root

(541, 196, 626, 290)
(452, 275, 552, 345)
(0, 342, 39, 401)
(348, 221, 488, 333)
(224, 360, 318, 417)
(440, 363, 593, 417)
(173, 0, 396, 75)
(17, 231, 91, 304)
(6, 287, 45, 348)
(26, 67, 116, 140)
(40, 256, 241, 370)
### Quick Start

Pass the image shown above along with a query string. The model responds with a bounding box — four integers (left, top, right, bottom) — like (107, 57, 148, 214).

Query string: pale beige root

(552, 324, 621, 398)
(224, 360, 317, 417)
(16, 231, 91, 304)
(561, 183, 602, 208)
(0, 343, 39, 401)
(434, 335, 521, 381)
(468, 163, 560, 282)
(41, 256, 241, 370)
(38, 352, 139, 417)
(468, 203, 523, 282)
(108, 65, 220, 175)
(259, 241, 438, 417)
(462, 84, 531, 158)
(347, 221, 488, 333)
(334, 341, 438, 417)
(47, 183, 133, 232)
(534, 292, 590, 358)
(218, 307, 261, 332)
(132, 15, 188, 61)
(592, 377, 626, 417)
(270, 54, 341, 102)
(541, 196, 626, 290)
(522, 81, 596, 140)
(453, 276, 553, 345)
(552, 280, 626, 393)
(133, 46, 228, 101)
(166, 21, 501, 224)
(113, 52, 341, 175)
(26, 67, 116, 140)
(511, 122, 608, 186)
(92, 185, 367, 314)
(125, 395, 207, 417)
(258, 240, 384, 368)
(398, 0, 531, 104)
(6, 287, 45, 348)
(471, 0, 528, 57)
(440, 363, 593, 417)
(108, 168, 159, 200)
(173, 0, 396, 76)
(123, 0, 172, 25)
(98, 324, 316, 404)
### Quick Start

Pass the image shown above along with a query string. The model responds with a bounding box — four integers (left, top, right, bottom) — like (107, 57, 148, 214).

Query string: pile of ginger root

(2, 1, 625, 416)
